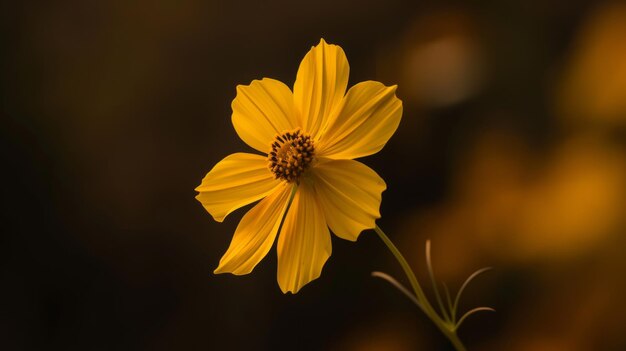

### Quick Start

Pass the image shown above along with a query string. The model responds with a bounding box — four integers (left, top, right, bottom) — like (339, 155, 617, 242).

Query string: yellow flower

(196, 39, 402, 293)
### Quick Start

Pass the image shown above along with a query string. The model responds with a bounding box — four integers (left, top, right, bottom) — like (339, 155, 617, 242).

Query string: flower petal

(293, 39, 349, 139)
(316, 81, 402, 160)
(195, 153, 280, 222)
(277, 182, 331, 293)
(311, 159, 386, 241)
(214, 183, 293, 275)
(232, 78, 297, 153)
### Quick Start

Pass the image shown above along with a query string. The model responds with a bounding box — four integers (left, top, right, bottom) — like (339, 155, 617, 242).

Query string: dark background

(3, 0, 626, 350)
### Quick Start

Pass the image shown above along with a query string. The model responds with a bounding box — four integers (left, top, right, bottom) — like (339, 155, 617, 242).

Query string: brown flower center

(268, 129, 315, 183)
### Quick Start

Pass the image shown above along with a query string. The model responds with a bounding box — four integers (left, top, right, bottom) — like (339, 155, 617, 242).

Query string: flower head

(196, 39, 402, 293)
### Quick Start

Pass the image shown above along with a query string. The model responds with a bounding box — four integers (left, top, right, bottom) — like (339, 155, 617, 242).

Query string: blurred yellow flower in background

(196, 39, 402, 293)
(556, 3, 626, 125)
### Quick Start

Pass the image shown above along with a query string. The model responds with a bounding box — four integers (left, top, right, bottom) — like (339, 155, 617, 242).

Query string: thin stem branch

(371, 271, 426, 314)
(443, 283, 455, 323)
(373, 225, 431, 308)
(426, 240, 451, 322)
(456, 307, 496, 330)
(453, 267, 492, 317)
(373, 225, 467, 351)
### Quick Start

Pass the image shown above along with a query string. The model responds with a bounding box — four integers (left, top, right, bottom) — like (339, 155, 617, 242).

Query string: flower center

(268, 129, 315, 183)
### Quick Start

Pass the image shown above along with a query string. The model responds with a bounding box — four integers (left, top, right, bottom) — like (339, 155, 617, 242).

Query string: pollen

(268, 129, 315, 183)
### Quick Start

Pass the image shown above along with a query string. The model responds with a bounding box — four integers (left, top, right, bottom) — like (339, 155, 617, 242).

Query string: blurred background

(2, 0, 626, 350)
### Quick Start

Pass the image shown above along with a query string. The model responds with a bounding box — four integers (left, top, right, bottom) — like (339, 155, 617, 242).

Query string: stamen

(267, 129, 315, 183)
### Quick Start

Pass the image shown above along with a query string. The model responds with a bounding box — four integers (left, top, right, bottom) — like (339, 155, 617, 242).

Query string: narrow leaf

(453, 267, 493, 316)
(371, 271, 426, 314)
(455, 307, 496, 330)
(426, 240, 450, 322)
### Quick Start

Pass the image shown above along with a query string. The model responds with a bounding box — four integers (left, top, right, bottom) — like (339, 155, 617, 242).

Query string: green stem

(445, 330, 467, 351)
(374, 225, 467, 351)
(373, 226, 428, 305)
